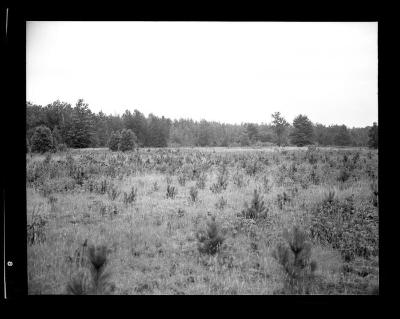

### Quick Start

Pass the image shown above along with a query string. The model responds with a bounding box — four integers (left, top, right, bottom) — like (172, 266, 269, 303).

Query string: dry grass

(27, 146, 378, 294)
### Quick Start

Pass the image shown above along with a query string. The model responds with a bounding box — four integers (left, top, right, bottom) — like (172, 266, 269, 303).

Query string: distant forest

(27, 99, 376, 149)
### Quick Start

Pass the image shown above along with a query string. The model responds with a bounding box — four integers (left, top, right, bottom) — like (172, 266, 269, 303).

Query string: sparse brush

(310, 195, 378, 261)
(152, 181, 159, 192)
(210, 165, 229, 193)
(107, 184, 120, 201)
(272, 226, 317, 294)
(123, 186, 137, 205)
(324, 190, 336, 203)
(166, 184, 178, 199)
(337, 168, 350, 183)
(215, 196, 227, 210)
(277, 192, 290, 210)
(47, 195, 57, 211)
(195, 173, 207, 189)
(233, 172, 245, 188)
(370, 179, 378, 207)
(262, 175, 272, 192)
(245, 160, 260, 176)
(309, 168, 319, 185)
(97, 179, 109, 194)
(189, 186, 199, 203)
(27, 207, 47, 245)
(196, 216, 225, 255)
(177, 208, 185, 218)
(241, 189, 268, 219)
(178, 174, 187, 186)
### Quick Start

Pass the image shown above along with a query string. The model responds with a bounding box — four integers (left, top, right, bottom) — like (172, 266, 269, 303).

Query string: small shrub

(166, 184, 177, 199)
(195, 173, 207, 189)
(56, 143, 68, 152)
(262, 175, 272, 192)
(178, 174, 187, 186)
(177, 208, 185, 218)
(27, 207, 47, 245)
(233, 172, 245, 188)
(123, 186, 138, 205)
(189, 186, 199, 203)
(97, 179, 109, 195)
(152, 182, 159, 192)
(107, 185, 120, 201)
(210, 165, 229, 193)
(277, 192, 290, 210)
(215, 196, 227, 210)
(241, 189, 268, 219)
(196, 216, 225, 255)
(370, 179, 378, 207)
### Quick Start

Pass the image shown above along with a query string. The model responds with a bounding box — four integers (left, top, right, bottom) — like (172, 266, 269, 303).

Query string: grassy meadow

(27, 146, 379, 294)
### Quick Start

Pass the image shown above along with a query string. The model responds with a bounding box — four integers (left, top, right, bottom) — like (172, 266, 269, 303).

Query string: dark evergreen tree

(245, 123, 258, 142)
(30, 125, 54, 153)
(368, 122, 378, 149)
(64, 99, 95, 148)
(334, 125, 352, 146)
(271, 112, 290, 146)
(108, 131, 121, 151)
(119, 129, 137, 151)
(290, 115, 314, 146)
(52, 126, 62, 148)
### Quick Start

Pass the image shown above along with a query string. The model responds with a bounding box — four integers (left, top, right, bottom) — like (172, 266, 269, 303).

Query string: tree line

(26, 99, 378, 152)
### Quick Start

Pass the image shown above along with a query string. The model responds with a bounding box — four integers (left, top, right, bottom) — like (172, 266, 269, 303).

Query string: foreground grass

(27, 146, 378, 294)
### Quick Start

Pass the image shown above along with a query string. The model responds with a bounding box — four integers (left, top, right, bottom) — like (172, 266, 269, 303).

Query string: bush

(310, 194, 378, 261)
(30, 125, 54, 153)
(108, 131, 121, 151)
(119, 129, 137, 152)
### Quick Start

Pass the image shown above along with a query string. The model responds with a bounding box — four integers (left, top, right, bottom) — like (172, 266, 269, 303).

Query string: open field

(27, 146, 379, 294)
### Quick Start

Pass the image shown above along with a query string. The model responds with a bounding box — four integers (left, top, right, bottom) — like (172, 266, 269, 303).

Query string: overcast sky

(26, 21, 378, 128)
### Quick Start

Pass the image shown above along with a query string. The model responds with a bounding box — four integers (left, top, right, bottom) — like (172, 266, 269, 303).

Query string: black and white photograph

(23, 21, 378, 295)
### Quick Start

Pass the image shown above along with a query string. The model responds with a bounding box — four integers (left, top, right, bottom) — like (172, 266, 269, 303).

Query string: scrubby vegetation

(27, 146, 378, 294)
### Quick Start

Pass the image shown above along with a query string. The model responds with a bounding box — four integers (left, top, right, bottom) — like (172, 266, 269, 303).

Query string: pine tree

(119, 129, 137, 151)
(334, 125, 351, 146)
(368, 122, 378, 149)
(290, 115, 314, 146)
(271, 112, 290, 146)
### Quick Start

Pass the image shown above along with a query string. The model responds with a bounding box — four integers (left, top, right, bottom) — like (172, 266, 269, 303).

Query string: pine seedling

(272, 226, 317, 294)
(241, 189, 268, 219)
(67, 243, 115, 295)
(196, 215, 225, 255)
